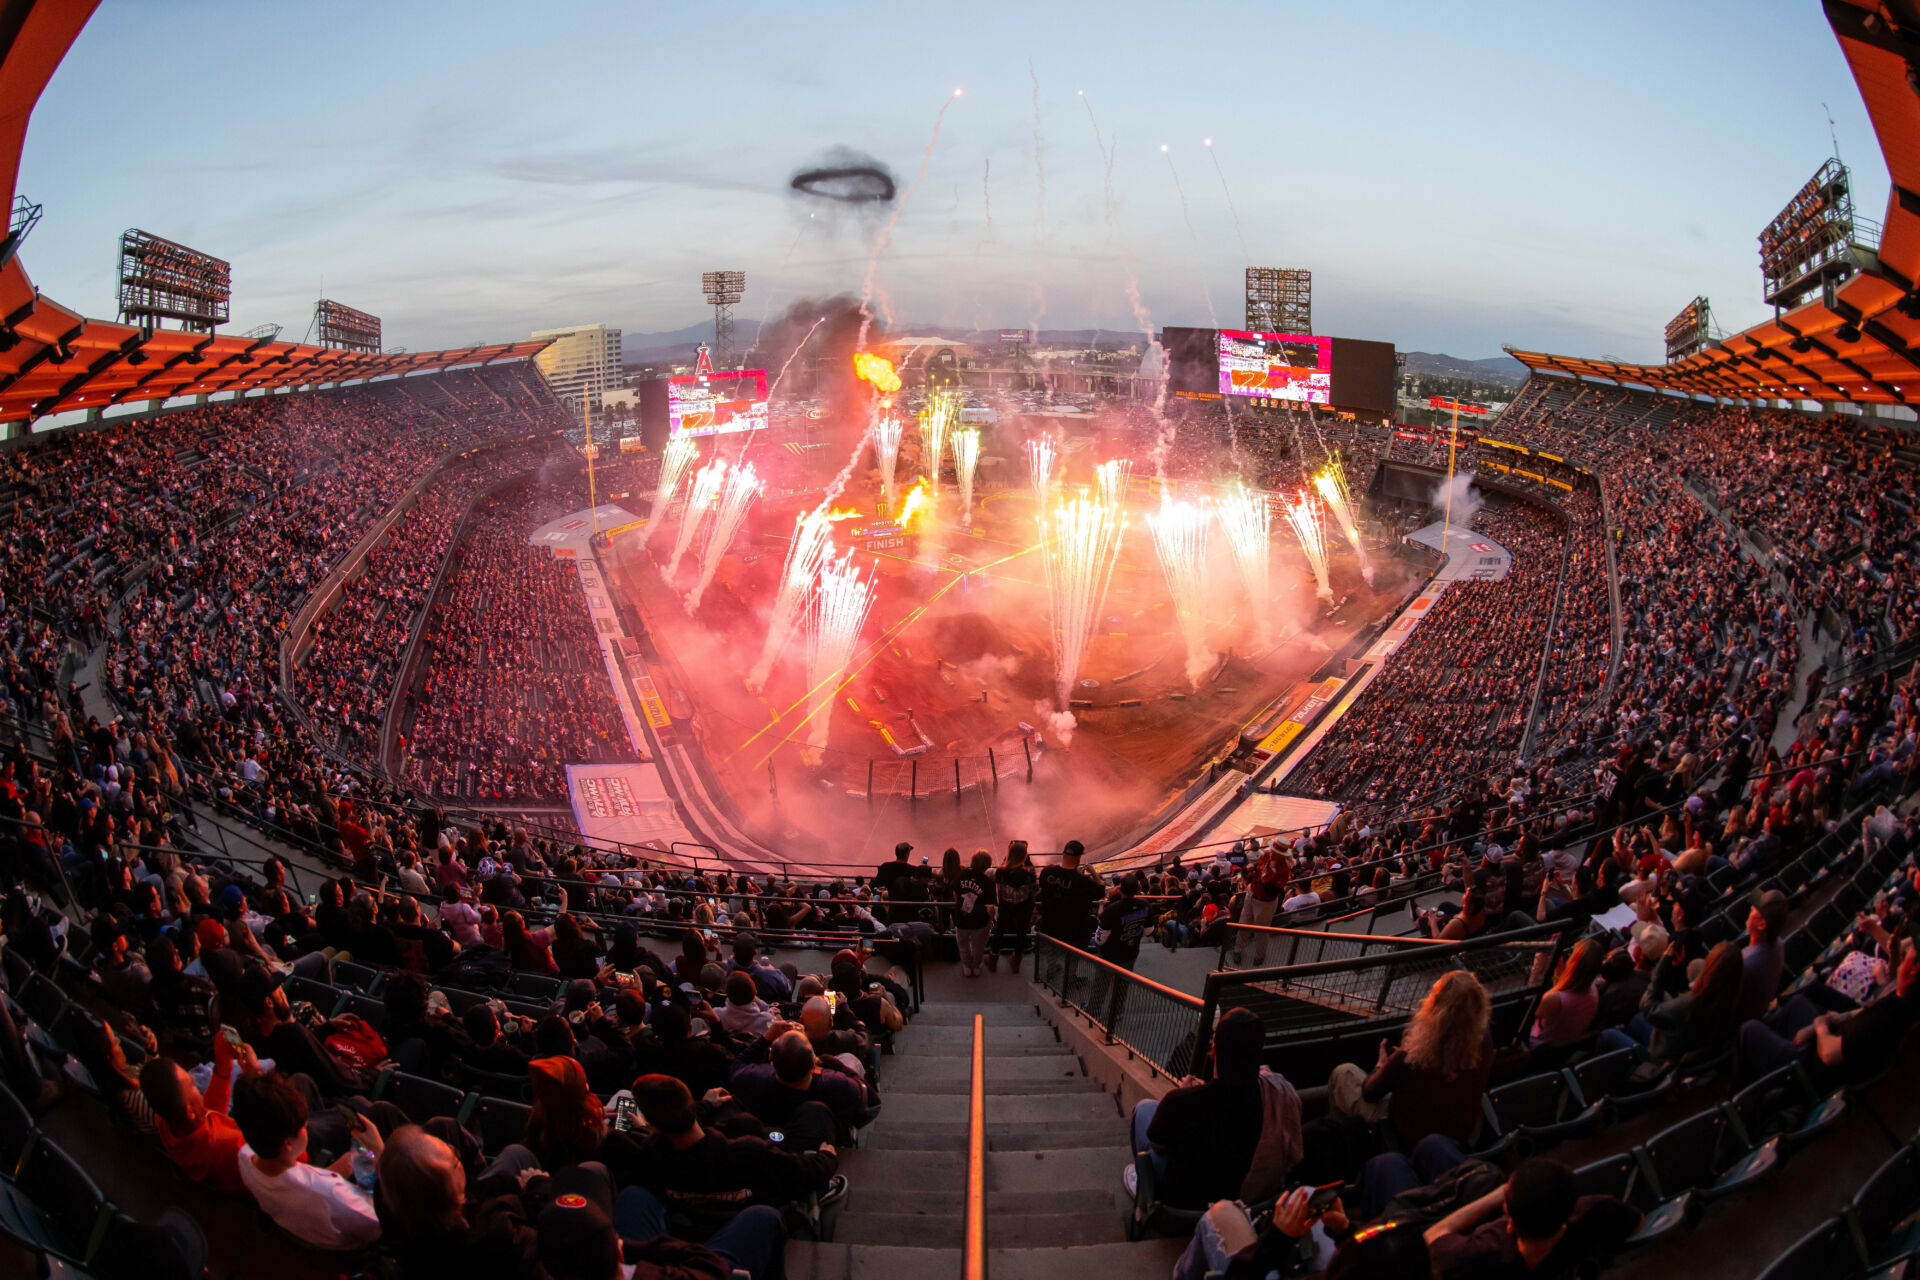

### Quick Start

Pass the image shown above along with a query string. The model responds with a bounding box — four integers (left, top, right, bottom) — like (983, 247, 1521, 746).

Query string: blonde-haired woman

(1363, 970, 1493, 1146)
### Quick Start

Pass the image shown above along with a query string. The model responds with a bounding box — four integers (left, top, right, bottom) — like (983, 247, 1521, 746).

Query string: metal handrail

(963, 1013, 986, 1280)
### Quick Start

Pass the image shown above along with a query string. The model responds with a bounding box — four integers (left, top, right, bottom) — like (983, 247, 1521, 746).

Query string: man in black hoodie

(629, 1074, 845, 1227)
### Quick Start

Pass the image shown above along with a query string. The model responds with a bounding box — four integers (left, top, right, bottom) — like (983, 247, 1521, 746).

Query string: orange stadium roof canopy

(0, 1, 550, 430)
(1508, 0, 1920, 408)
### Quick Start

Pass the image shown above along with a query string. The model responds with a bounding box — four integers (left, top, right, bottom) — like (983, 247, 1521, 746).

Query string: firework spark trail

(816, 426, 874, 513)
(975, 159, 993, 262)
(767, 315, 827, 403)
(874, 415, 904, 512)
(922, 392, 958, 493)
(1038, 489, 1128, 733)
(858, 90, 959, 353)
(1313, 456, 1374, 585)
(1284, 488, 1333, 602)
(640, 437, 697, 548)
(686, 462, 760, 612)
(1026, 436, 1056, 511)
(665, 459, 727, 576)
(954, 428, 981, 525)
(1096, 457, 1132, 510)
(1147, 496, 1214, 687)
(1164, 148, 1217, 326)
(1219, 481, 1273, 649)
(1028, 60, 1048, 339)
(746, 509, 834, 691)
(805, 550, 878, 754)
(1205, 140, 1248, 261)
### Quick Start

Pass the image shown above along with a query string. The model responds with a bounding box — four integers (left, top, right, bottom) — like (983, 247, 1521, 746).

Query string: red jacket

(156, 1033, 246, 1192)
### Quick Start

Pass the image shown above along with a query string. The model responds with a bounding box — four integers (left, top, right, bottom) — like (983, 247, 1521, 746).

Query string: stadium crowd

(400, 481, 638, 804)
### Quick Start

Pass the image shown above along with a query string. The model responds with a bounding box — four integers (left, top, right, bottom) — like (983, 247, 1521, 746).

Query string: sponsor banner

(567, 763, 693, 853)
(634, 676, 672, 730)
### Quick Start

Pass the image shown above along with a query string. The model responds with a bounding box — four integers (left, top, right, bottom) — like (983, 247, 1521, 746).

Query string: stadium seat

(282, 975, 341, 1013)
(436, 986, 492, 1017)
(508, 972, 563, 1001)
(456, 1061, 532, 1101)
(1478, 1071, 1601, 1156)
(333, 991, 388, 1032)
(1566, 1047, 1667, 1119)
(1755, 1215, 1857, 1280)
(1844, 1142, 1920, 1267)
(0, 1082, 36, 1179)
(331, 961, 384, 993)
(16, 974, 67, 1029)
(0, 1137, 115, 1268)
(1570, 1151, 1691, 1251)
(374, 1068, 473, 1124)
(468, 1096, 532, 1155)
(1636, 1107, 1779, 1205)
(1724, 1064, 1846, 1156)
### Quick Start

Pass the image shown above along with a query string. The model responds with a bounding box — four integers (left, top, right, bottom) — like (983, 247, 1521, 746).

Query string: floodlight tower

(702, 270, 745, 369)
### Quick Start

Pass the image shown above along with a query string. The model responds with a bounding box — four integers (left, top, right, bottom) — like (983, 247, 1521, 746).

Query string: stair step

(910, 1004, 1043, 1026)
(901, 1077, 1106, 1096)
(847, 1187, 1119, 1218)
(988, 1146, 1135, 1193)
(909, 1025, 1060, 1047)
(884, 1056, 1088, 1086)
(832, 1213, 964, 1248)
(830, 1209, 1124, 1250)
(862, 1119, 1125, 1152)
(890, 1042, 1075, 1060)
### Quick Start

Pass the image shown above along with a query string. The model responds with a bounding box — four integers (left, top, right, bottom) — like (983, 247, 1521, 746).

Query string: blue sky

(17, 0, 1882, 362)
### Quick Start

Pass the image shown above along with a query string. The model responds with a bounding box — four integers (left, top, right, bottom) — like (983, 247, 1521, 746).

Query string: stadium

(3, 3, 1920, 1280)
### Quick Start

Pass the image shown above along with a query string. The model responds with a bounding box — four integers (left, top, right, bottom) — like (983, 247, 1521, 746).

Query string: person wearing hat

(240, 963, 368, 1097)
(1126, 1008, 1276, 1210)
(1424, 1157, 1639, 1279)
(1737, 889, 1790, 1022)
(535, 1161, 783, 1280)
(1037, 840, 1102, 947)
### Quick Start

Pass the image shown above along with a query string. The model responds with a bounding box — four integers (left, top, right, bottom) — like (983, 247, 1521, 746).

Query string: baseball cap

(537, 1166, 621, 1280)
(894, 841, 913, 857)
(236, 964, 286, 1011)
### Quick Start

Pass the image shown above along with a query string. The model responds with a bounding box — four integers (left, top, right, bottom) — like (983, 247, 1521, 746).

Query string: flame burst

(665, 458, 728, 575)
(686, 462, 761, 613)
(1147, 496, 1214, 687)
(1284, 488, 1333, 601)
(1038, 486, 1128, 722)
(1218, 481, 1273, 649)
(805, 550, 878, 755)
(954, 428, 981, 526)
(896, 477, 931, 530)
(874, 414, 904, 513)
(641, 437, 696, 548)
(746, 509, 835, 691)
(852, 351, 901, 397)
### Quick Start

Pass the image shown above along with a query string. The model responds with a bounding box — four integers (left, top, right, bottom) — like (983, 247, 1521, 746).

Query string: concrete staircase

(790, 970, 1184, 1280)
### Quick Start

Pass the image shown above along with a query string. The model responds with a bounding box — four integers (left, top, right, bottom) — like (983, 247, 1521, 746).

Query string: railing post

(987, 747, 997, 788)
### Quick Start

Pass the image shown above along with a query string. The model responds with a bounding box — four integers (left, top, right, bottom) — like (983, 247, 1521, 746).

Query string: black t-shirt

(1839, 990, 1917, 1077)
(1037, 866, 1102, 940)
(874, 861, 915, 896)
(1429, 1195, 1639, 1280)
(955, 870, 996, 929)
(995, 866, 1038, 921)
(1144, 1075, 1264, 1209)
(1098, 895, 1151, 960)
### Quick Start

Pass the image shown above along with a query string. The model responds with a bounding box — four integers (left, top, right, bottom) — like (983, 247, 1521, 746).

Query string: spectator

(231, 1069, 383, 1251)
(989, 840, 1037, 972)
(731, 1028, 873, 1141)
(1528, 938, 1606, 1054)
(1037, 840, 1102, 947)
(1598, 940, 1744, 1067)
(1350, 971, 1492, 1147)
(954, 850, 996, 978)
(141, 1026, 256, 1192)
(628, 1073, 844, 1219)
(1425, 1157, 1639, 1279)
(1738, 889, 1789, 1022)
(1125, 1008, 1271, 1209)
(524, 1055, 606, 1171)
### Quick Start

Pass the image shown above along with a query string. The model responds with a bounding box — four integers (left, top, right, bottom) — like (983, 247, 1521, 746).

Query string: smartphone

(611, 1096, 641, 1133)
(220, 1025, 244, 1051)
(1306, 1181, 1343, 1212)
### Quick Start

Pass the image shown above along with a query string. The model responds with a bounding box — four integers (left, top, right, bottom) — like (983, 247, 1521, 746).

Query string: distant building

(531, 323, 622, 420)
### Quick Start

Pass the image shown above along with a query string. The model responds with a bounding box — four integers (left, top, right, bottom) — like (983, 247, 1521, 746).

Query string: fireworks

(921, 391, 959, 491)
(953, 427, 981, 525)
(1096, 457, 1132, 510)
(746, 509, 834, 691)
(1147, 496, 1214, 687)
(874, 414, 904, 513)
(1283, 488, 1334, 602)
(1218, 481, 1273, 649)
(1313, 455, 1373, 585)
(640, 437, 696, 548)
(1038, 487, 1128, 718)
(1026, 436, 1056, 511)
(685, 461, 761, 613)
(665, 458, 728, 576)
(805, 549, 877, 755)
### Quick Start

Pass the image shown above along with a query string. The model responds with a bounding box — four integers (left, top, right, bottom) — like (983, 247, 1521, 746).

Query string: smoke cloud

(748, 295, 885, 420)
(789, 147, 898, 213)
(1430, 469, 1483, 529)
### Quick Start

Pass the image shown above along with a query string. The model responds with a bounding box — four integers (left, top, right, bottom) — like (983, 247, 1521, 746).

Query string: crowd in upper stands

(401, 482, 638, 804)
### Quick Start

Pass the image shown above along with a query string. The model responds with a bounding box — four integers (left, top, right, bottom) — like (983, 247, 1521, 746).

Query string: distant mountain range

(1399, 351, 1529, 387)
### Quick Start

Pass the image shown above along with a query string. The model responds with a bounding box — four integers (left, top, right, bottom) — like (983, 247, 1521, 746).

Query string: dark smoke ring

(790, 165, 897, 204)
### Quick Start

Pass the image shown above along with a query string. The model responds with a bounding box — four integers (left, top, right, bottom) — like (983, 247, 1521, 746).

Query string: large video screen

(1217, 330, 1332, 403)
(667, 371, 768, 437)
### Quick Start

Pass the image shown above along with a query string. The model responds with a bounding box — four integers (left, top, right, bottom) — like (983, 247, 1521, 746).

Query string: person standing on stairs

(1037, 839, 1103, 948)
(988, 839, 1037, 973)
(954, 849, 997, 977)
